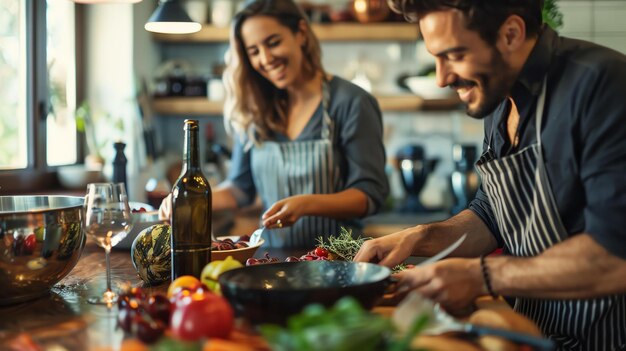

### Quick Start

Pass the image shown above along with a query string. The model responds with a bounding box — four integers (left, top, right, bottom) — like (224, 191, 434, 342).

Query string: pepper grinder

(112, 141, 128, 193)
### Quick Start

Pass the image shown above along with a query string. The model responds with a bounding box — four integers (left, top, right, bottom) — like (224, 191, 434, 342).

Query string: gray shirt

(225, 76, 389, 216)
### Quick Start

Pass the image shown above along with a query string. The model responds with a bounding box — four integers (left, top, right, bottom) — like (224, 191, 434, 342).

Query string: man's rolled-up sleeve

(579, 63, 626, 259)
(469, 185, 503, 248)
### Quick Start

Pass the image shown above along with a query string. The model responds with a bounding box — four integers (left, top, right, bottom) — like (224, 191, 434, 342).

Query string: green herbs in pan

(316, 227, 408, 273)
(316, 227, 369, 262)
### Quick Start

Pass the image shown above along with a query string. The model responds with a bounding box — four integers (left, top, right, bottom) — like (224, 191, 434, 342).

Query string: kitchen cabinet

(151, 23, 461, 115)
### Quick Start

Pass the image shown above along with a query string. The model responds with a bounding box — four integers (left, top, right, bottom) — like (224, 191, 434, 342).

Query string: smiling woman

(0, 0, 79, 193)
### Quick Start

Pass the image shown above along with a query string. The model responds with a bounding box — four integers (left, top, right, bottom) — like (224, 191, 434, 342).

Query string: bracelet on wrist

(480, 255, 497, 298)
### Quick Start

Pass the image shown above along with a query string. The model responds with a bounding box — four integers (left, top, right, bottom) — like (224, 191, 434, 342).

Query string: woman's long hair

(223, 0, 324, 147)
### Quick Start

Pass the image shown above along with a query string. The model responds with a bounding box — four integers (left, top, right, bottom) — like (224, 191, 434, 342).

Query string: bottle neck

(184, 128, 200, 170)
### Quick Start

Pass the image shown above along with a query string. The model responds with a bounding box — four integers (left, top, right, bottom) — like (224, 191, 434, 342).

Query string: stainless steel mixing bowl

(0, 195, 85, 305)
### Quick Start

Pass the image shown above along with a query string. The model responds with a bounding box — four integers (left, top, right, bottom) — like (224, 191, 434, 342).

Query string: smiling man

(354, 1, 626, 349)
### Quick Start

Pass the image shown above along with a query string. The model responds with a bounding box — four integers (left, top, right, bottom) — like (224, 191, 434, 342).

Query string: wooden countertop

(0, 239, 544, 351)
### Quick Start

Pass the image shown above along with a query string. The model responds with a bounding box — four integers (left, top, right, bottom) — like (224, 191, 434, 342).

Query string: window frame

(0, 0, 84, 195)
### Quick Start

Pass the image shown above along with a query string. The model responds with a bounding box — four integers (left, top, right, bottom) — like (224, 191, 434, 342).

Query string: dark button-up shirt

(469, 26, 626, 259)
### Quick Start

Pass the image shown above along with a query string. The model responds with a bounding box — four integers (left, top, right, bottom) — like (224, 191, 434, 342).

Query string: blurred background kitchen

(2, 0, 625, 236)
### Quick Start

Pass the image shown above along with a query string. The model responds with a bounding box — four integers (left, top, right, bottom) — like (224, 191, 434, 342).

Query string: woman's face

(240, 15, 306, 90)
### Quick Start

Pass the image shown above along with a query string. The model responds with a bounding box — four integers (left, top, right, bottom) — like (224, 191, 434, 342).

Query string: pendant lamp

(144, 0, 201, 34)
(72, 0, 143, 3)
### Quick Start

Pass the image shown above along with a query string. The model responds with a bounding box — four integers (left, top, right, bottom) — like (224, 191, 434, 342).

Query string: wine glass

(84, 183, 133, 305)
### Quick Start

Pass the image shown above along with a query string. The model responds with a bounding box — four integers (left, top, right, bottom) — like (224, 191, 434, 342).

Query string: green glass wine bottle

(170, 119, 212, 279)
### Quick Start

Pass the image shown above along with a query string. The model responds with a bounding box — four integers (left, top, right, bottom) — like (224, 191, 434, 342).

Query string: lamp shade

(144, 0, 201, 34)
(72, 0, 143, 3)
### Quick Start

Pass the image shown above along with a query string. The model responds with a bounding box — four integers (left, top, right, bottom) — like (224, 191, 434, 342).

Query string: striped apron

(475, 79, 626, 351)
(250, 81, 344, 248)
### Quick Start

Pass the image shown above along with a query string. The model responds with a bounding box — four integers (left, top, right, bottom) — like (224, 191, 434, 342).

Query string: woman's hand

(158, 194, 172, 221)
(262, 195, 311, 229)
(353, 227, 420, 267)
(394, 258, 486, 312)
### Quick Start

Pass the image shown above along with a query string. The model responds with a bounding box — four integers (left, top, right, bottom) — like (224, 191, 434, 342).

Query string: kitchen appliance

(450, 144, 479, 215)
(395, 145, 439, 212)
(0, 196, 85, 305)
(219, 261, 392, 325)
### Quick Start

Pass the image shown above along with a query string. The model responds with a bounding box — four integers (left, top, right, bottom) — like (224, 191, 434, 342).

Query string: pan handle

(466, 324, 555, 351)
(383, 275, 400, 295)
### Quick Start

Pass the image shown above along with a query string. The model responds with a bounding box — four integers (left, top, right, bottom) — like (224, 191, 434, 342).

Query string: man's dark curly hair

(388, 0, 543, 46)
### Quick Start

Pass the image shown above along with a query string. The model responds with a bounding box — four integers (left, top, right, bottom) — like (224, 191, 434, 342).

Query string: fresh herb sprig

(316, 227, 408, 273)
(316, 227, 369, 261)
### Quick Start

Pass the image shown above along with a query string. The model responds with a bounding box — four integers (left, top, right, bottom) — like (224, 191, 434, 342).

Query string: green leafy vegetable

(260, 297, 429, 351)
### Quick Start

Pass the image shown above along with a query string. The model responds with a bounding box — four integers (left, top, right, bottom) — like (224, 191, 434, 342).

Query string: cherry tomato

(23, 234, 36, 254)
(314, 247, 329, 258)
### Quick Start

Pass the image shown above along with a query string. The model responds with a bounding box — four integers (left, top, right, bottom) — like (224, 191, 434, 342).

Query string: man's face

(420, 10, 516, 119)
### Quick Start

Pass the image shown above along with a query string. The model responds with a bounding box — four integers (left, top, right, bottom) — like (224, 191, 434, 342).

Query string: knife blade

(417, 233, 467, 266)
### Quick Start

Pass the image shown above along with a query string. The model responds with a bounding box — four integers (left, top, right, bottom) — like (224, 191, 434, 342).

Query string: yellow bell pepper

(200, 255, 243, 294)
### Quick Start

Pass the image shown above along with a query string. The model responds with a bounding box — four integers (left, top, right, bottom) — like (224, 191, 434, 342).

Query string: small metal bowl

(0, 195, 85, 305)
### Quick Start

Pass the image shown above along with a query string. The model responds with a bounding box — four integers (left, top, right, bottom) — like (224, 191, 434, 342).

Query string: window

(0, 0, 27, 170)
(0, 0, 78, 193)
(46, 0, 77, 166)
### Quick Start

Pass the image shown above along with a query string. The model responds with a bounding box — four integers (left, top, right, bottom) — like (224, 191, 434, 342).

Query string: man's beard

(452, 50, 514, 119)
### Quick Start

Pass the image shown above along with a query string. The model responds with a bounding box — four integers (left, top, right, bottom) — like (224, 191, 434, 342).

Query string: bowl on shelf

(403, 75, 456, 99)
(0, 195, 86, 305)
(212, 235, 264, 264)
(57, 164, 103, 190)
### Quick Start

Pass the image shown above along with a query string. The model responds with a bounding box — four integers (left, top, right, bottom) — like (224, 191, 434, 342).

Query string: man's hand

(394, 258, 486, 312)
(354, 227, 420, 267)
(262, 195, 311, 229)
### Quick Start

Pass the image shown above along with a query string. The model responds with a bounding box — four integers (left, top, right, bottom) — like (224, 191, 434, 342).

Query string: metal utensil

(417, 233, 467, 266)
(249, 226, 266, 246)
(393, 292, 554, 351)
(428, 303, 555, 350)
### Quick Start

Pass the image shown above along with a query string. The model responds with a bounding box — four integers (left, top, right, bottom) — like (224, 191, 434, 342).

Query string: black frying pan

(218, 260, 392, 325)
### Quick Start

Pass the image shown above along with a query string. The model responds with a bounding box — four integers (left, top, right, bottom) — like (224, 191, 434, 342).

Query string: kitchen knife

(417, 233, 467, 267)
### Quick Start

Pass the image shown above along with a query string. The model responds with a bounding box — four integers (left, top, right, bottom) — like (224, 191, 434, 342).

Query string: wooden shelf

(152, 23, 419, 43)
(152, 95, 460, 116)
(312, 23, 419, 42)
(152, 97, 224, 115)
